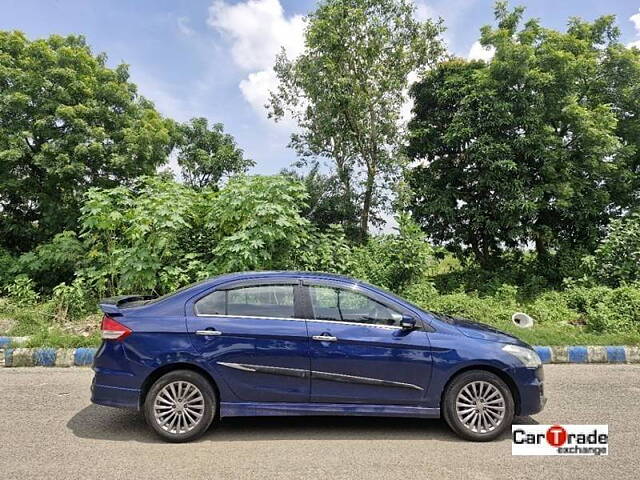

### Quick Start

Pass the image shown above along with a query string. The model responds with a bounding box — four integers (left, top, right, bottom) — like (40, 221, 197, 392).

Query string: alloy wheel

(455, 380, 506, 434)
(153, 381, 206, 435)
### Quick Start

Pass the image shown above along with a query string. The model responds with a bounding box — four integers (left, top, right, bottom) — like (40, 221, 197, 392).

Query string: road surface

(0, 365, 638, 479)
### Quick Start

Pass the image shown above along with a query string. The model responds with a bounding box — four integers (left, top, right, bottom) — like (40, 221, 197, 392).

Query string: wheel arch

(139, 362, 221, 410)
(440, 364, 521, 415)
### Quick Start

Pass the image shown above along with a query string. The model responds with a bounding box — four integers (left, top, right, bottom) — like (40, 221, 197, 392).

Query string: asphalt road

(0, 365, 638, 480)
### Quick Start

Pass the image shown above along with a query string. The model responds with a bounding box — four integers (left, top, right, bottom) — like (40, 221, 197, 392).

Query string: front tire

(144, 370, 216, 443)
(443, 370, 514, 442)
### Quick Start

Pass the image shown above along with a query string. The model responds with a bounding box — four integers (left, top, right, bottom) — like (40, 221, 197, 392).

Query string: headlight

(502, 344, 541, 368)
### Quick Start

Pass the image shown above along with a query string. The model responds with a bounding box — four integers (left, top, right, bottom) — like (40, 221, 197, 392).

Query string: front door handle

(312, 334, 337, 342)
(196, 329, 222, 336)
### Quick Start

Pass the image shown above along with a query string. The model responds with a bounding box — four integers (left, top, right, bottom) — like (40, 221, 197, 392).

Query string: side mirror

(400, 316, 417, 330)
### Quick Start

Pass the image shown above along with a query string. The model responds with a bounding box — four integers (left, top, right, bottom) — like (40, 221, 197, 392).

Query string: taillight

(101, 315, 132, 341)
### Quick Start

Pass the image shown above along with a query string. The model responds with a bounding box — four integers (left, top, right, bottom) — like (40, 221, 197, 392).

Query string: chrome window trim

(195, 313, 307, 322)
(308, 318, 401, 330)
(194, 313, 403, 330)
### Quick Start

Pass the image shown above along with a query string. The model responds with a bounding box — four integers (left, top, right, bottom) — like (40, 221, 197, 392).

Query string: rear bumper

(91, 376, 141, 410)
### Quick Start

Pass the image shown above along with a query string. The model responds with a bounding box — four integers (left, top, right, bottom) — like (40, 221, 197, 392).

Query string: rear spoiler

(99, 295, 156, 315)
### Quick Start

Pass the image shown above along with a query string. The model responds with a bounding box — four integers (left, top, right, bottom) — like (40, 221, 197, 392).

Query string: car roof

(209, 270, 363, 284)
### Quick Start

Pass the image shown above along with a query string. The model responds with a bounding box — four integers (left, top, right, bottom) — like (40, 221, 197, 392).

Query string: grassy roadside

(1, 297, 639, 348)
(0, 299, 101, 348)
(484, 320, 640, 346)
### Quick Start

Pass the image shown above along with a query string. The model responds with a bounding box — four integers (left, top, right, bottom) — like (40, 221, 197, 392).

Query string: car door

(303, 281, 432, 405)
(185, 278, 310, 403)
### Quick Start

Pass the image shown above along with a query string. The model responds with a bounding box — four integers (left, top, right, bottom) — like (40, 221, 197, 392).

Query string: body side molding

(217, 362, 424, 391)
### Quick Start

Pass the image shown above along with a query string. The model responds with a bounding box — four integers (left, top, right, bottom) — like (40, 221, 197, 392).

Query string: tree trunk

(535, 236, 547, 258)
(360, 168, 375, 242)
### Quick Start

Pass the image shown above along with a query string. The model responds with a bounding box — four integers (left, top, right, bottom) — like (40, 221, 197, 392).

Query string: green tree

(269, 0, 443, 241)
(282, 163, 360, 240)
(0, 31, 173, 252)
(406, 4, 638, 267)
(175, 117, 253, 189)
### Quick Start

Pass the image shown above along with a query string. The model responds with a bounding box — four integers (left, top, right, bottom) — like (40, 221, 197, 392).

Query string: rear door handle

(312, 335, 337, 342)
(196, 329, 222, 336)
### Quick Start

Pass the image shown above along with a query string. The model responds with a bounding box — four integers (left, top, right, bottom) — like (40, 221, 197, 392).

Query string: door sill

(220, 402, 439, 418)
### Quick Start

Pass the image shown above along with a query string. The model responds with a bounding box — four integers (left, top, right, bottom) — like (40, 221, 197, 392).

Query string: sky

(2, 0, 640, 176)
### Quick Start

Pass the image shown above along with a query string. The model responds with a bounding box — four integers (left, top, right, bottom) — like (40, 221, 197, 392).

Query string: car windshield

(354, 280, 429, 315)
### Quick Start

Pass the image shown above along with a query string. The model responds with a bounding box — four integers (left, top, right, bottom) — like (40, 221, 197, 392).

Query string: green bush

(0, 300, 53, 336)
(582, 286, 640, 334)
(525, 291, 579, 326)
(79, 176, 202, 296)
(590, 212, 640, 286)
(430, 251, 554, 298)
(293, 225, 355, 275)
(351, 215, 435, 292)
(14, 231, 85, 292)
(6, 276, 40, 306)
(50, 278, 95, 321)
(419, 292, 515, 325)
(0, 248, 15, 289)
(207, 175, 312, 273)
(24, 327, 101, 349)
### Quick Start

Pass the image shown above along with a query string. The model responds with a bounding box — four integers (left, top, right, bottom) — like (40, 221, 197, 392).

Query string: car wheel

(144, 370, 216, 443)
(443, 370, 514, 442)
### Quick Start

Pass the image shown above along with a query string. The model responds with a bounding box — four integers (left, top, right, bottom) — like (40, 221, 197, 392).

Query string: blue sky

(2, 0, 640, 175)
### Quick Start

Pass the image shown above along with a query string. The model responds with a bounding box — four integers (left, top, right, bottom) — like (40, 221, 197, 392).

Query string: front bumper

(514, 365, 546, 416)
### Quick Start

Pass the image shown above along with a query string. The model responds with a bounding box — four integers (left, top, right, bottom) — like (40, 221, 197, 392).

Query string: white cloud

(239, 70, 278, 116)
(413, 1, 437, 22)
(208, 0, 305, 119)
(177, 16, 195, 36)
(631, 10, 640, 31)
(467, 41, 495, 62)
(629, 10, 640, 48)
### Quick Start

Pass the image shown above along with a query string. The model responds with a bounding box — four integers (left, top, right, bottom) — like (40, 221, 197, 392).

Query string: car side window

(196, 285, 295, 318)
(308, 286, 403, 326)
(194, 290, 226, 315)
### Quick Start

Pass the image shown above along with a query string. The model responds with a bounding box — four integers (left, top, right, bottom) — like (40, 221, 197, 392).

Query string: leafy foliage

(282, 163, 360, 241)
(269, 0, 443, 239)
(2, 6, 640, 348)
(79, 176, 202, 296)
(351, 215, 434, 292)
(406, 5, 639, 266)
(0, 31, 173, 252)
(6, 276, 40, 306)
(175, 117, 254, 189)
(51, 278, 94, 321)
(589, 212, 640, 286)
(207, 175, 313, 273)
(76, 174, 354, 295)
(0, 248, 15, 289)
(14, 231, 85, 292)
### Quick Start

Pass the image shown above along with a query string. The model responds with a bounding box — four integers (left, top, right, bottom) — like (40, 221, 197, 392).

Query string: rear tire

(143, 370, 216, 443)
(443, 370, 514, 442)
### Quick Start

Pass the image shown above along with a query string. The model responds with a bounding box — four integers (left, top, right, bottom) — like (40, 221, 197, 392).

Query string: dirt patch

(59, 313, 101, 337)
(0, 316, 15, 335)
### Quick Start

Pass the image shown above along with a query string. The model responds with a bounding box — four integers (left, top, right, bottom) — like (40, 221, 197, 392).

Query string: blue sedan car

(91, 271, 545, 442)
